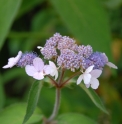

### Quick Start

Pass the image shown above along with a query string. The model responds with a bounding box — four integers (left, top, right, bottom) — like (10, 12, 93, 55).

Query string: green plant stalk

(45, 70, 81, 123)
(45, 69, 65, 123)
(46, 88, 61, 123)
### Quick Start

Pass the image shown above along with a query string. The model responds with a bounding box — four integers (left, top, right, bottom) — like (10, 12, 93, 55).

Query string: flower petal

(49, 61, 56, 69)
(14, 51, 22, 62)
(77, 75, 83, 85)
(85, 65, 94, 73)
(33, 72, 44, 80)
(83, 73, 91, 84)
(25, 65, 37, 76)
(85, 84, 90, 88)
(54, 71, 58, 80)
(43, 65, 52, 75)
(90, 77, 99, 89)
(49, 61, 58, 80)
(90, 69, 102, 78)
(106, 62, 118, 69)
(3, 51, 22, 68)
(33, 57, 44, 71)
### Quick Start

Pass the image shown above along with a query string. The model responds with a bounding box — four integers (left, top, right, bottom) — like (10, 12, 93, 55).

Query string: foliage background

(0, 0, 122, 123)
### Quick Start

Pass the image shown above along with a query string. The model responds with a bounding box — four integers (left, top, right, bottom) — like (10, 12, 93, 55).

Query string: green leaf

(57, 113, 97, 124)
(0, 74, 5, 110)
(23, 80, 43, 124)
(80, 83, 108, 114)
(51, 0, 112, 60)
(0, 0, 22, 50)
(0, 103, 43, 124)
(17, 0, 44, 18)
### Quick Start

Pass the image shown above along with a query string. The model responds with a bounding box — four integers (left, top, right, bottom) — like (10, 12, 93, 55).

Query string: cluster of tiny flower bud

(16, 52, 38, 67)
(40, 33, 112, 71)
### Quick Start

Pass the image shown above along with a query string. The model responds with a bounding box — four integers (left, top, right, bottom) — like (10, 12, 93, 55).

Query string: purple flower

(16, 52, 37, 67)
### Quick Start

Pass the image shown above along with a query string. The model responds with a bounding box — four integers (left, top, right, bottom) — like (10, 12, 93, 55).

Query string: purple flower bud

(82, 52, 108, 69)
(45, 33, 62, 47)
(57, 36, 76, 50)
(41, 46, 57, 59)
(57, 49, 82, 71)
(77, 45, 93, 58)
(16, 52, 38, 67)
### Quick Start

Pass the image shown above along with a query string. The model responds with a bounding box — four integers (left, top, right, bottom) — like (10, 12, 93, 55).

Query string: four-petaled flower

(77, 65, 94, 85)
(25, 57, 58, 80)
(77, 65, 102, 89)
(3, 51, 22, 69)
(25, 57, 46, 80)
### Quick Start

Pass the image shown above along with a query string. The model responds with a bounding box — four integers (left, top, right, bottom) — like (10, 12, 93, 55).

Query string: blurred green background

(0, 0, 122, 124)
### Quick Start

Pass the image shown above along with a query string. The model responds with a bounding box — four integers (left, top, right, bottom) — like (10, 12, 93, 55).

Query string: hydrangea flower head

(3, 33, 118, 90)
(3, 51, 22, 68)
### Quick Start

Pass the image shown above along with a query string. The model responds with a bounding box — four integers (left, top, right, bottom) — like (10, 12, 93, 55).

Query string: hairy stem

(46, 88, 61, 123)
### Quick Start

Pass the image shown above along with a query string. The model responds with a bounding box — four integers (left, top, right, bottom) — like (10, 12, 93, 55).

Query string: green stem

(46, 88, 61, 123)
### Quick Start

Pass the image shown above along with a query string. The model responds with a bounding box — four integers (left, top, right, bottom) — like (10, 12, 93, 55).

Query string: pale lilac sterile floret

(25, 57, 45, 80)
(86, 69, 102, 89)
(77, 65, 102, 89)
(16, 52, 37, 67)
(77, 65, 94, 85)
(44, 61, 58, 80)
(3, 51, 22, 69)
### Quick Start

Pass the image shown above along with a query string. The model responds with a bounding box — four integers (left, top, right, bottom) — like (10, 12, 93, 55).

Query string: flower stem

(46, 88, 61, 123)
(59, 71, 81, 87)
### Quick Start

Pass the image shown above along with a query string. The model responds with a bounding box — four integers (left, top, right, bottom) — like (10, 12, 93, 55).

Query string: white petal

(43, 65, 52, 75)
(25, 65, 37, 76)
(77, 75, 83, 85)
(85, 84, 90, 88)
(54, 71, 58, 80)
(102, 53, 108, 62)
(49, 61, 56, 69)
(83, 73, 91, 84)
(33, 72, 44, 80)
(106, 62, 118, 69)
(49, 61, 58, 80)
(3, 51, 22, 68)
(14, 51, 22, 62)
(85, 65, 94, 73)
(90, 77, 99, 89)
(90, 69, 102, 78)
(37, 46, 43, 49)
(33, 57, 44, 71)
